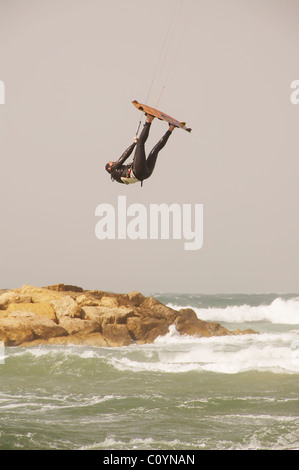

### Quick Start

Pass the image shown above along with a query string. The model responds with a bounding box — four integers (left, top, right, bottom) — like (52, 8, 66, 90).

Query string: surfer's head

(105, 162, 114, 173)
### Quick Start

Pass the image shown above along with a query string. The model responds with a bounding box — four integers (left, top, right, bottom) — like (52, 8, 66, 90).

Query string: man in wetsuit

(105, 115, 175, 185)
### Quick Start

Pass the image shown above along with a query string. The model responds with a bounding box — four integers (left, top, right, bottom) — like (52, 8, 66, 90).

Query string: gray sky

(1, 0, 298, 294)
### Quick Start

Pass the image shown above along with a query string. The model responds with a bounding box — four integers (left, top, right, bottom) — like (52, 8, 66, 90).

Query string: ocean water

(0, 293, 299, 451)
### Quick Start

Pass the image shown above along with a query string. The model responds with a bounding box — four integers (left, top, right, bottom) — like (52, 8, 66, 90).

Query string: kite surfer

(105, 114, 175, 185)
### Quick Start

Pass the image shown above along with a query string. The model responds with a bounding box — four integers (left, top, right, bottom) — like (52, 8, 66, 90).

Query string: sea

(0, 293, 299, 452)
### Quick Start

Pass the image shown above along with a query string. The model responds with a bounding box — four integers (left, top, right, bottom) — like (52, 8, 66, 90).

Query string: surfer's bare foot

(146, 114, 155, 123)
(169, 124, 175, 132)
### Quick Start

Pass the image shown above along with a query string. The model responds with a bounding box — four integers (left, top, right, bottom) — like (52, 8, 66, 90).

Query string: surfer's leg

(145, 126, 174, 174)
(132, 116, 154, 178)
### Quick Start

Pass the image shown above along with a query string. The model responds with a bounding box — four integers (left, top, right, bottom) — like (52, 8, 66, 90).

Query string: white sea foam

(109, 329, 299, 375)
(7, 322, 299, 375)
(167, 297, 299, 324)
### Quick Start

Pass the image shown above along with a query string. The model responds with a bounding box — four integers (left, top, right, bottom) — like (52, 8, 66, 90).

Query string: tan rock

(75, 332, 108, 347)
(46, 284, 83, 293)
(115, 294, 134, 308)
(79, 306, 103, 321)
(98, 296, 119, 308)
(0, 313, 67, 346)
(127, 316, 169, 344)
(139, 297, 177, 322)
(175, 308, 213, 337)
(0, 310, 10, 319)
(5, 302, 56, 321)
(76, 292, 122, 307)
(20, 332, 107, 348)
(83, 306, 136, 324)
(177, 308, 198, 322)
(7, 311, 36, 319)
(29, 318, 67, 340)
(175, 308, 233, 338)
(231, 328, 258, 335)
(15, 285, 65, 303)
(76, 294, 101, 307)
(102, 323, 132, 347)
(58, 317, 101, 336)
(128, 291, 146, 307)
(50, 296, 84, 319)
(0, 318, 35, 346)
(208, 322, 233, 336)
(0, 292, 32, 310)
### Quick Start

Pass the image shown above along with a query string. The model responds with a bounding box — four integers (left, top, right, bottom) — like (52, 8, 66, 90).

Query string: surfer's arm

(110, 142, 136, 172)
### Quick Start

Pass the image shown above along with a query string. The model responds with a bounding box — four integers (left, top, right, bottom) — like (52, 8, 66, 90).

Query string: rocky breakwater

(0, 284, 257, 347)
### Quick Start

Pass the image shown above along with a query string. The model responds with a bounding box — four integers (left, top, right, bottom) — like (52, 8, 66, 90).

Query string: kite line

(135, 0, 196, 138)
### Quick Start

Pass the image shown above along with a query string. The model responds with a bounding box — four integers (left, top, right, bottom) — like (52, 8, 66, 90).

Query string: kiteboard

(132, 100, 192, 133)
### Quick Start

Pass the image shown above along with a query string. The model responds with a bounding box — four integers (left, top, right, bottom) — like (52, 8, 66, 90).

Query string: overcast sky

(1, 0, 298, 294)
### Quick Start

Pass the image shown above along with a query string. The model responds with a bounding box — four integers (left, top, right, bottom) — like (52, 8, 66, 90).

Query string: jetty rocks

(0, 284, 257, 347)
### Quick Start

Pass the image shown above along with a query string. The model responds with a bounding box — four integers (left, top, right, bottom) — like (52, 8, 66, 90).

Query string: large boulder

(102, 323, 132, 347)
(14, 285, 65, 303)
(0, 292, 32, 310)
(46, 284, 84, 293)
(175, 308, 237, 337)
(50, 296, 85, 319)
(98, 296, 119, 308)
(4, 302, 56, 321)
(0, 313, 67, 346)
(139, 297, 178, 323)
(76, 293, 102, 307)
(82, 306, 136, 325)
(29, 317, 67, 340)
(127, 316, 170, 344)
(0, 317, 35, 346)
(127, 291, 146, 307)
(57, 317, 101, 336)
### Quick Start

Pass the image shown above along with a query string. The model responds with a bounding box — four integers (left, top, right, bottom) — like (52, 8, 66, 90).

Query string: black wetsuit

(108, 121, 172, 184)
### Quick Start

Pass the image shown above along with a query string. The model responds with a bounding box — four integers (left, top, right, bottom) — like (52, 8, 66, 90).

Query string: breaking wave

(167, 297, 299, 325)
(109, 328, 299, 375)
